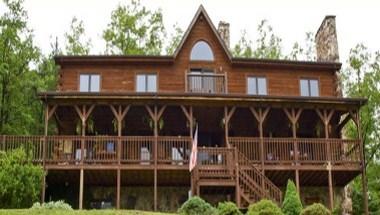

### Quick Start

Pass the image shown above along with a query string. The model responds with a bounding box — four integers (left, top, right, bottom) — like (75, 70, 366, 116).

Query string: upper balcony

(186, 73, 226, 94)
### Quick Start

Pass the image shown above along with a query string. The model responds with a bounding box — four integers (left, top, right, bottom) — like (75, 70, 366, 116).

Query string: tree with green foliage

(0, 0, 41, 135)
(287, 32, 316, 61)
(0, 148, 44, 208)
(165, 23, 183, 55)
(64, 16, 91, 55)
(103, 0, 166, 55)
(300, 203, 329, 215)
(247, 199, 283, 215)
(341, 44, 380, 214)
(232, 20, 282, 59)
(217, 201, 242, 215)
(282, 180, 303, 215)
(179, 196, 216, 215)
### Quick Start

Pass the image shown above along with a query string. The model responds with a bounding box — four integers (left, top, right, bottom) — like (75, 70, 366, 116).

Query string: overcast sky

(6, 0, 380, 64)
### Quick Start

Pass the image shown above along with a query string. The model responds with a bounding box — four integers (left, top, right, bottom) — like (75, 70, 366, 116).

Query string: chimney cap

(316, 15, 336, 38)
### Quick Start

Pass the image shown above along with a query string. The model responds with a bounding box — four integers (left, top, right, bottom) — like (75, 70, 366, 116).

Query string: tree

(282, 180, 303, 215)
(232, 20, 282, 59)
(288, 32, 316, 61)
(232, 30, 253, 58)
(300, 203, 330, 215)
(165, 23, 183, 55)
(0, 0, 41, 134)
(103, 0, 166, 55)
(247, 199, 283, 215)
(0, 148, 44, 208)
(341, 44, 380, 214)
(64, 16, 91, 55)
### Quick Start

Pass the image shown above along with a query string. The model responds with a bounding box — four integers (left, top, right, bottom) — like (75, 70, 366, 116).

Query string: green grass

(0, 209, 175, 215)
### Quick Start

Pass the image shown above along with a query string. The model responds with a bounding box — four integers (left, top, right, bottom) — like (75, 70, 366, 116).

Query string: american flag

(189, 125, 198, 172)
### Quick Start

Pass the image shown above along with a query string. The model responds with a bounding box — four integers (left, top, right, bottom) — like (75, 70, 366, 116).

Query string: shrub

(300, 203, 330, 215)
(179, 196, 216, 215)
(0, 148, 44, 208)
(31, 200, 73, 210)
(217, 201, 242, 215)
(247, 199, 283, 215)
(282, 180, 303, 215)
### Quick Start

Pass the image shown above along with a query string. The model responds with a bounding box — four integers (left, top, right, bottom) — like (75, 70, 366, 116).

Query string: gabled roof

(172, 5, 232, 60)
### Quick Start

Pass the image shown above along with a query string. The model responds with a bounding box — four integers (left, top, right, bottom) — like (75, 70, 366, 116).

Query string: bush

(247, 199, 283, 215)
(31, 200, 73, 210)
(282, 180, 303, 215)
(300, 203, 330, 215)
(217, 201, 242, 215)
(179, 196, 216, 215)
(0, 148, 44, 208)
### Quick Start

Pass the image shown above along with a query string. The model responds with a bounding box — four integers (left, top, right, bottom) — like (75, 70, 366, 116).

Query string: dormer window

(190, 41, 214, 61)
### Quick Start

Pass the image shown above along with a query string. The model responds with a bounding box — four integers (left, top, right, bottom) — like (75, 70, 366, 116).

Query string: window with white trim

(79, 74, 100, 92)
(247, 77, 267, 95)
(136, 74, 157, 92)
(300, 79, 319, 97)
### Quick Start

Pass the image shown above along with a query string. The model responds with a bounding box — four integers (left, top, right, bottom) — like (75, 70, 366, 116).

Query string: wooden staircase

(193, 147, 282, 208)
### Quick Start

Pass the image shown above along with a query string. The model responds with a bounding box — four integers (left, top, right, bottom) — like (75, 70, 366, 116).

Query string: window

(79, 74, 100, 92)
(136, 74, 157, 92)
(190, 41, 214, 61)
(300, 79, 319, 97)
(247, 77, 267, 95)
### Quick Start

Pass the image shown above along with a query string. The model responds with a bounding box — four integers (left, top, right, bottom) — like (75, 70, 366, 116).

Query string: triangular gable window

(190, 41, 214, 61)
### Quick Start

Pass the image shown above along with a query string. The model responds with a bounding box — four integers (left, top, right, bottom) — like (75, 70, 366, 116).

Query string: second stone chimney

(218, 21, 230, 48)
(315, 16, 339, 62)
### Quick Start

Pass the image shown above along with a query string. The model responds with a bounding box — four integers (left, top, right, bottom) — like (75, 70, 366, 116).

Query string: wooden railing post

(234, 147, 241, 208)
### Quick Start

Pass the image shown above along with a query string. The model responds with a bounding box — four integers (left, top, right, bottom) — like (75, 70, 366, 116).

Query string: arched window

(190, 41, 214, 61)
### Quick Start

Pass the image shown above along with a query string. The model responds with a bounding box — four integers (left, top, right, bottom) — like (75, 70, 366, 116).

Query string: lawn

(0, 209, 175, 215)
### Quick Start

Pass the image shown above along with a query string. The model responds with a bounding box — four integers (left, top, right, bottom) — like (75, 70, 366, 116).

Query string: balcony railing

(229, 137, 361, 165)
(0, 135, 361, 166)
(187, 73, 226, 94)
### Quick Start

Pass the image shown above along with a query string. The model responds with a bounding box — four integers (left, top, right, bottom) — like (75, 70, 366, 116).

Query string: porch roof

(38, 91, 366, 111)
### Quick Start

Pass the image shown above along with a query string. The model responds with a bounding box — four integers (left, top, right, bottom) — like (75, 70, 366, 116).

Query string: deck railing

(230, 137, 361, 165)
(0, 135, 361, 166)
(187, 73, 226, 94)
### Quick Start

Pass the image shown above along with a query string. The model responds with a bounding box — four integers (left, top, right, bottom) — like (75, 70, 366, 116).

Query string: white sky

(4, 0, 380, 65)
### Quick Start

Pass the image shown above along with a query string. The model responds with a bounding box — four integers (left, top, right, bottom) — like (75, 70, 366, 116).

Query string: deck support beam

(316, 108, 335, 211)
(116, 169, 121, 209)
(350, 110, 369, 215)
(284, 108, 302, 193)
(79, 168, 84, 210)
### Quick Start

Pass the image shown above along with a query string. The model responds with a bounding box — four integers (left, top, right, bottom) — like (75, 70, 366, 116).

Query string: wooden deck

(0, 135, 361, 170)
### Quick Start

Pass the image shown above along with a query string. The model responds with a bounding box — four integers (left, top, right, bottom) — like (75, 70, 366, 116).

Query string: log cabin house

(0, 5, 368, 212)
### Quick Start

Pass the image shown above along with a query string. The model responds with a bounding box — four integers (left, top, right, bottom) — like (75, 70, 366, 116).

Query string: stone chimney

(218, 21, 230, 48)
(315, 16, 339, 62)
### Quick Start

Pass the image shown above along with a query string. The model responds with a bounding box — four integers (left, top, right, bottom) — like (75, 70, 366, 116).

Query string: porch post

(250, 107, 270, 173)
(224, 106, 236, 148)
(284, 108, 302, 193)
(181, 106, 195, 196)
(74, 104, 95, 210)
(110, 105, 130, 210)
(316, 109, 335, 211)
(350, 110, 369, 215)
(42, 104, 57, 203)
